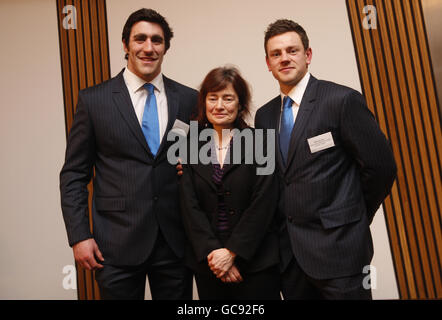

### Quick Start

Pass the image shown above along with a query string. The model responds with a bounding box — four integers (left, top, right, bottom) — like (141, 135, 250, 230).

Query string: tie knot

(283, 96, 293, 109)
(143, 83, 155, 95)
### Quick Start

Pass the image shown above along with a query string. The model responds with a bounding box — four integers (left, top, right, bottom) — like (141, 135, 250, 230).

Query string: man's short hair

(264, 19, 309, 56)
(122, 8, 173, 59)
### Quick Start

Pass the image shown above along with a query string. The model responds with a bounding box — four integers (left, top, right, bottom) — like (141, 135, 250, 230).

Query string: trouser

(281, 257, 372, 300)
(95, 231, 193, 300)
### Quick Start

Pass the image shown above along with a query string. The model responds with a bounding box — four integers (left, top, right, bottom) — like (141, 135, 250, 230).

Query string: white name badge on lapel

(307, 132, 335, 153)
(170, 119, 189, 136)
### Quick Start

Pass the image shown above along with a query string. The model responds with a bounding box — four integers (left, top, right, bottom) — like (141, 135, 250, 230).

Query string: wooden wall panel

(57, 0, 110, 300)
(347, 0, 441, 299)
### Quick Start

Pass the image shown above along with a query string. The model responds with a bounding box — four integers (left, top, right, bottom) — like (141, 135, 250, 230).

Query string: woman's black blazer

(179, 127, 280, 275)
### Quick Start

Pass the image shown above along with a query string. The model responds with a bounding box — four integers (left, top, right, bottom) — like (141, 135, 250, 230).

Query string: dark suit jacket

(60, 69, 198, 266)
(255, 75, 397, 280)
(179, 128, 279, 275)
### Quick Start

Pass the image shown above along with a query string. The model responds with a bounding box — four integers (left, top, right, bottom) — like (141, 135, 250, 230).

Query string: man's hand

(207, 248, 236, 278)
(176, 163, 183, 176)
(221, 264, 243, 283)
(73, 238, 104, 271)
(176, 158, 183, 176)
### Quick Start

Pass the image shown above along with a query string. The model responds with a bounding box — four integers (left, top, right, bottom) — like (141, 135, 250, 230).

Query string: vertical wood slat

(57, 0, 111, 300)
(404, 0, 442, 297)
(376, 0, 421, 298)
(413, 1, 442, 267)
(353, 0, 420, 298)
(393, 0, 434, 298)
(81, 0, 95, 87)
(346, 0, 442, 299)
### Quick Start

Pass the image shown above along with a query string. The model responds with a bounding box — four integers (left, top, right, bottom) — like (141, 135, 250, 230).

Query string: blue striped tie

(279, 96, 294, 165)
(142, 83, 160, 156)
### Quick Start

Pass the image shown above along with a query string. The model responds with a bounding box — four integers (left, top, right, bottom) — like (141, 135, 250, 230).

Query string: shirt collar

(280, 72, 310, 107)
(123, 67, 164, 94)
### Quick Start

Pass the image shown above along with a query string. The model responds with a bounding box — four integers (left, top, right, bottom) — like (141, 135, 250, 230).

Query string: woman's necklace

(214, 129, 233, 151)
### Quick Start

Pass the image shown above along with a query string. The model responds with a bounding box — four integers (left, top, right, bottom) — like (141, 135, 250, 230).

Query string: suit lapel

(285, 76, 318, 169)
(112, 70, 153, 156)
(190, 134, 245, 191)
(157, 75, 179, 157)
(222, 133, 245, 177)
(192, 162, 216, 191)
(190, 139, 217, 191)
(266, 96, 287, 173)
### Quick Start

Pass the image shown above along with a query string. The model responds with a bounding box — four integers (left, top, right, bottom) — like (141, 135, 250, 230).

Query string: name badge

(307, 132, 335, 153)
(171, 119, 189, 136)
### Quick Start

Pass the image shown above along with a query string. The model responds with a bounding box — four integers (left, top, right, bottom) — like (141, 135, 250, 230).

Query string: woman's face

(205, 83, 239, 130)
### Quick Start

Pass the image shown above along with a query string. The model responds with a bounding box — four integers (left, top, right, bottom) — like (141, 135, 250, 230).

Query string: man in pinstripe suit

(254, 19, 397, 299)
(60, 9, 197, 299)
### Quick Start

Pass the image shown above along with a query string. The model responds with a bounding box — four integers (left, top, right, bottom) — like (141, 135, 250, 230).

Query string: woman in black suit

(179, 66, 280, 300)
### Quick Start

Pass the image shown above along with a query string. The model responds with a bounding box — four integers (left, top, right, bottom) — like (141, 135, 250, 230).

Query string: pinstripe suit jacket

(255, 75, 396, 279)
(60, 69, 198, 266)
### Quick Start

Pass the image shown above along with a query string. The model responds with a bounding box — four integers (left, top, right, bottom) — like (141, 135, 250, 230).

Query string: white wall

(0, 0, 76, 299)
(106, 0, 399, 299)
(107, 0, 362, 114)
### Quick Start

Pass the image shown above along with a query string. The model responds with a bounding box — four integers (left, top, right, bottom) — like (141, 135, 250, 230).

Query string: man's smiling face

(265, 31, 312, 94)
(123, 21, 166, 82)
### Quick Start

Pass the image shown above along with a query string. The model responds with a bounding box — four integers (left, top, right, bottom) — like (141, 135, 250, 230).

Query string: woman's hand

(220, 264, 243, 283)
(207, 248, 236, 278)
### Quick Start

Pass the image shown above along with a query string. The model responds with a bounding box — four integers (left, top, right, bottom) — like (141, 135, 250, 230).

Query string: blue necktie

(142, 83, 160, 156)
(279, 96, 294, 165)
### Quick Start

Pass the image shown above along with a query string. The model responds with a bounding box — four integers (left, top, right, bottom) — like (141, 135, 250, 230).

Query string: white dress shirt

(279, 72, 311, 130)
(213, 130, 236, 168)
(123, 67, 169, 142)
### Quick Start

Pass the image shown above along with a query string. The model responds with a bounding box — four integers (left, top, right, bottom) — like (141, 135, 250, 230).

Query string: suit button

(153, 196, 159, 201)
(225, 191, 231, 196)
(229, 210, 235, 215)
(287, 216, 293, 223)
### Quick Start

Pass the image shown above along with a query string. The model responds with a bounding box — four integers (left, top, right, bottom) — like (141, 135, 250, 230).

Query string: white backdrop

(0, 0, 76, 299)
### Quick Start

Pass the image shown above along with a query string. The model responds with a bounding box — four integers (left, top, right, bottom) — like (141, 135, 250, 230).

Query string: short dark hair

(122, 8, 173, 59)
(194, 66, 251, 129)
(264, 19, 309, 56)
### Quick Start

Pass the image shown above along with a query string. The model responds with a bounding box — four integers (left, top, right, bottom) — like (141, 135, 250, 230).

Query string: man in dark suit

(60, 8, 197, 299)
(254, 19, 397, 299)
